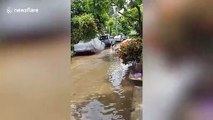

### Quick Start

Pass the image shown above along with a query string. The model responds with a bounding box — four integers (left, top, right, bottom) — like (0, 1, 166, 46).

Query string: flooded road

(70, 48, 134, 120)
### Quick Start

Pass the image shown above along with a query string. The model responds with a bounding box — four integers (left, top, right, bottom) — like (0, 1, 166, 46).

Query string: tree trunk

(109, 27, 112, 36)
(136, 5, 142, 38)
(130, 0, 143, 38)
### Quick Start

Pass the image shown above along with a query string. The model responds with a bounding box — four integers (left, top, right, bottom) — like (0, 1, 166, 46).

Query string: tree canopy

(71, 0, 143, 44)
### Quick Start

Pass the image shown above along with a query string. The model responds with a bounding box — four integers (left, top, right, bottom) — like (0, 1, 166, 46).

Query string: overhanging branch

(118, 11, 138, 21)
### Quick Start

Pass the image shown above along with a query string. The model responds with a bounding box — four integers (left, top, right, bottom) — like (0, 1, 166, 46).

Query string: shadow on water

(71, 51, 134, 120)
(74, 52, 96, 56)
(71, 89, 133, 120)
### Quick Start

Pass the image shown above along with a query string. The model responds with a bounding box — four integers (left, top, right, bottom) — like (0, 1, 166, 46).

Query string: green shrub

(71, 13, 98, 43)
(116, 38, 142, 64)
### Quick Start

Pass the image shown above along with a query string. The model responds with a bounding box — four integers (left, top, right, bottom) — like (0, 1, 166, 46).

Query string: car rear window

(100, 36, 108, 40)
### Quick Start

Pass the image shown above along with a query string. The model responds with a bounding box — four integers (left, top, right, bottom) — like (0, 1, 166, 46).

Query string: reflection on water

(71, 95, 125, 120)
(71, 49, 133, 120)
(108, 58, 130, 98)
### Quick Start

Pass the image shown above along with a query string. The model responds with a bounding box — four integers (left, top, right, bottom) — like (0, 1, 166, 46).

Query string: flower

(116, 38, 142, 64)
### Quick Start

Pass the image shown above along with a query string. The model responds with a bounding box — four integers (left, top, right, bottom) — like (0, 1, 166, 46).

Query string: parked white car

(114, 35, 123, 42)
(74, 38, 105, 54)
(122, 35, 127, 40)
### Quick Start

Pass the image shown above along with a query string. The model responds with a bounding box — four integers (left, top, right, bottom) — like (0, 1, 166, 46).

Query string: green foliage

(106, 19, 115, 35)
(71, 0, 87, 16)
(111, 0, 143, 37)
(79, 14, 98, 41)
(71, 14, 97, 42)
(71, 0, 143, 44)
(112, 32, 116, 36)
(107, 19, 114, 27)
(71, 43, 74, 52)
(71, 0, 113, 43)
(117, 16, 132, 35)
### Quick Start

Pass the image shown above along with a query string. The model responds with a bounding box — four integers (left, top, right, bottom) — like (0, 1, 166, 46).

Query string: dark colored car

(99, 35, 111, 47)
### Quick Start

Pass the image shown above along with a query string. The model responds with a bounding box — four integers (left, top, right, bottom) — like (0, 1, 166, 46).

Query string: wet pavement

(70, 48, 134, 120)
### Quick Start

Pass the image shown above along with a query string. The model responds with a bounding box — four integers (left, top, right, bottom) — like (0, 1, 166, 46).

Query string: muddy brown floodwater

(70, 48, 134, 120)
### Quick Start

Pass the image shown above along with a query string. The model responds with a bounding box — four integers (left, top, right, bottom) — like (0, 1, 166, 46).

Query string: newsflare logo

(6, 7, 39, 14)
(6, 7, 13, 14)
